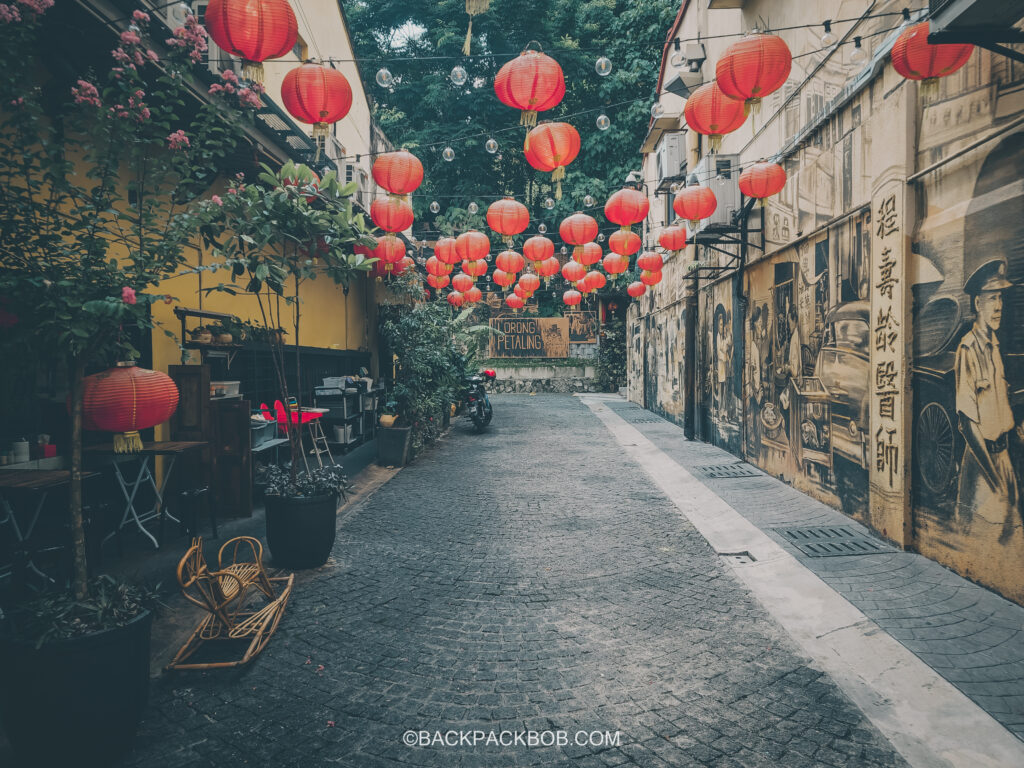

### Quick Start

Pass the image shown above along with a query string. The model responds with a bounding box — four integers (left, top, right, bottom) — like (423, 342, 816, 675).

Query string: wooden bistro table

(85, 441, 207, 549)
(0, 469, 98, 587)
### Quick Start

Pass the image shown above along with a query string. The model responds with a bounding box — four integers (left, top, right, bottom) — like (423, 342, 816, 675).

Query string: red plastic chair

(260, 401, 320, 436)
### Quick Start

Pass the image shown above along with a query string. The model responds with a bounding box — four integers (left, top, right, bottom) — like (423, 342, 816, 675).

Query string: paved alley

(125, 395, 965, 767)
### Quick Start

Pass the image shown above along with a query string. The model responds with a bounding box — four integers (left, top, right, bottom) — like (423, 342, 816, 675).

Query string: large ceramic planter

(0, 609, 152, 768)
(265, 492, 338, 569)
(377, 425, 412, 467)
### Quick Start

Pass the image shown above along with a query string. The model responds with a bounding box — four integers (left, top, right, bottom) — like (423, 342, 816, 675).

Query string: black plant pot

(265, 492, 338, 569)
(0, 609, 152, 768)
(377, 425, 412, 467)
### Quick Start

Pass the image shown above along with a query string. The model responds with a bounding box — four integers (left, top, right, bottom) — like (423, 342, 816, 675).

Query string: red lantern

(513, 283, 529, 299)
(641, 270, 663, 286)
(427, 273, 450, 290)
(892, 22, 974, 92)
(683, 82, 746, 151)
(575, 241, 602, 266)
(636, 251, 664, 272)
(561, 260, 586, 283)
(452, 273, 475, 293)
(204, 0, 296, 84)
(559, 212, 598, 260)
(448, 291, 466, 307)
(523, 235, 554, 267)
(602, 253, 629, 278)
(608, 229, 641, 257)
(390, 255, 414, 276)
(604, 188, 649, 232)
(372, 150, 423, 197)
(524, 122, 580, 199)
(716, 33, 792, 114)
(535, 256, 561, 283)
(673, 183, 717, 228)
(627, 281, 647, 298)
(584, 270, 607, 292)
(518, 273, 540, 296)
(658, 226, 686, 254)
(82, 362, 179, 453)
(495, 249, 525, 275)
(370, 258, 389, 280)
(425, 256, 452, 277)
(370, 197, 414, 233)
(494, 48, 565, 128)
(461, 258, 488, 278)
(505, 293, 525, 312)
(455, 230, 490, 262)
(486, 198, 530, 245)
(492, 268, 515, 290)
(281, 62, 353, 148)
(563, 289, 582, 307)
(464, 285, 483, 304)
(373, 236, 405, 271)
(434, 236, 460, 265)
(739, 161, 786, 202)
(576, 278, 591, 294)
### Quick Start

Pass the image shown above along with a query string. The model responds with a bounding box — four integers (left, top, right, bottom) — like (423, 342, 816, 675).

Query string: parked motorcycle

(461, 369, 495, 431)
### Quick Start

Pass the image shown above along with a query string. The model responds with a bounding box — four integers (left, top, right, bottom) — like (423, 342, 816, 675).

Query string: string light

(850, 36, 867, 64)
(651, 102, 664, 119)
(583, 194, 595, 207)
(375, 68, 394, 88)
(442, 147, 455, 161)
(543, 198, 555, 209)
(467, 201, 479, 214)
(595, 56, 612, 76)
(485, 138, 498, 153)
(596, 114, 610, 130)
(538, 223, 548, 233)
(821, 20, 837, 47)
(597, 233, 605, 243)
(429, 201, 440, 213)
(450, 65, 468, 86)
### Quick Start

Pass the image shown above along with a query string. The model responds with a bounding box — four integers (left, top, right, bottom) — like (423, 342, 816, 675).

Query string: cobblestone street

(123, 394, 921, 768)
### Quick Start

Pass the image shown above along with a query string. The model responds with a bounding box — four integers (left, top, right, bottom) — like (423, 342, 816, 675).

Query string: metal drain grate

(775, 526, 892, 557)
(697, 463, 761, 478)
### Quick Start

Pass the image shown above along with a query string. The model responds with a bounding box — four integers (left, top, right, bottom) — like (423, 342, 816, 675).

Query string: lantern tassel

(573, 245, 583, 260)
(114, 431, 143, 454)
(520, 110, 538, 129)
(710, 134, 723, 153)
(552, 166, 564, 200)
(463, 18, 473, 56)
(745, 98, 762, 117)
(242, 60, 264, 86)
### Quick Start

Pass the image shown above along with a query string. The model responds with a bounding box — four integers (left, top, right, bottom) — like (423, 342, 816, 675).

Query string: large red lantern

(82, 362, 179, 453)
(535, 256, 561, 284)
(683, 82, 746, 151)
(390, 255, 414, 276)
(427, 273, 450, 290)
(584, 270, 607, 292)
(425, 256, 452, 277)
(455, 230, 490, 262)
(461, 259, 488, 278)
(370, 197, 414, 233)
(673, 183, 717, 228)
(658, 226, 687, 255)
(524, 122, 580, 199)
(513, 283, 529, 299)
(559, 212, 599, 260)
(608, 230, 641, 257)
(523, 235, 554, 267)
(563, 289, 582, 307)
(716, 33, 792, 114)
(281, 62, 353, 149)
(492, 268, 515, 290)
(739, 161, 787, 202)
(891, 22, 974, 93)
(448, 291, 466, 308)
(641, 270, 663, 286)
(518, 273, 540, 296)
(486, 198, 530, 245)
(602, 253, 629, 278)
(627, 281, 647, 298)
(604, 188, 649, 232)
(561, 260, 586, 283)
(204, 0, 297, 84)
(373, 236, 405, 271)
(505, 293, 525, 312)
(495, 249, 525, 275)
(636, 251, 664, 273)
(576, 278, 591, 294)
(494, 48, 565, 128)
(451, 273, 475, 293)
(369, 258, 389, 280)
(576, 241, 602, 266)
(372, 150, 423, 198)
(434, 236, 460, 265)
(464, 285, 483, 304)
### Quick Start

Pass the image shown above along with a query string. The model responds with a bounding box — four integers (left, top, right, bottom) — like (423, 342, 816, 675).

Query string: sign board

(567, 311, 598, 343)
(489, 317, 569, 358)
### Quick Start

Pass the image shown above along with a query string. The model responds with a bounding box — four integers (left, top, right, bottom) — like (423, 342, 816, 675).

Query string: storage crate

(333, 424, 351, 443)
(211, 380, 240, 397)
(251, 421, 275, 448)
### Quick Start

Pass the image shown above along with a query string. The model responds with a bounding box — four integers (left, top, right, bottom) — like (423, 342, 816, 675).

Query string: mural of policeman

(955, 259, 1022, 542)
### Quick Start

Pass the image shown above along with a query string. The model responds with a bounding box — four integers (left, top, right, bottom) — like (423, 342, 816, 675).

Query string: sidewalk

(581, 394, 1024, 751)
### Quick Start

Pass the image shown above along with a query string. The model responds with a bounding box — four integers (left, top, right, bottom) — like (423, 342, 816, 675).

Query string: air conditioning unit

(656, 133, 685, 189)
(691, 153, 740, 233)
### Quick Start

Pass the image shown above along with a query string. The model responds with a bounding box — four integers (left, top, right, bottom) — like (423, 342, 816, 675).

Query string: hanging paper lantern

(451, 273, 475, 292)
(559, 212, 599, 261)
(434, 236, 460, 265)
(683, 82, 747, 151)
(204, 0, 297, 84)
(641, 269, 663, 286)
(461, 258, 488, 278)
(513, 283, 529, 299)
(448, 291, 466, 307)
(584, 270, 607, 292)
(602, 253, 629, 278)
(739, 161, 787, 202)
(455, 230, 490, 262)
(494, 48, 565, 128)
(523, 235, 554, 268)
(636, 251, 664, 272)
(372, 150, 424, 199)
(563, 289, 582, 307)
(492, 268, 515, 290)
(561, 260, 586, 283)
(608, 230, 641, 257)
(716, 33, 792, 114)
(658, 226, 687, 255)
(524, 122, 580, 199)
(370, 197, 414, 233)
(464, 285, 483, 304)
(427, 273, 451, 290)
(575, 241, 602, 267)
(372, 236, 406, 271)
(575, 278, 591, 294)
(486, 197, 530, 245)
(425, 256, 452, 277)
(495, 249, 526, 275)
(391, 255, 415, 276)
(82, 362, 179, 453)
(891, 22, 974, 93)
(369, 257, 389, 280)
(627, 281, 647, 298)
(535, 256, 561, 284)
(673, 183, 717, 228)
(281, 62, 353, 155)
(505, 293, 525, 312)
(518, 273, 540, 296)
(604, 188, 649, 232)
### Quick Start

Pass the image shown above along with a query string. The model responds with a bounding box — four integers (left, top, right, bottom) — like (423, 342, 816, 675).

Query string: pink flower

(227, 188, 238, 195)
(237, 87, 260, 108)
(167, 129, 189, 150)
(208, 83, 224, 95)
(112, 47, 130, 64)
(131, 9, 149, 23)
(0, 4, 22, 23)
(221, 69, 238, 84)
(72, 79, 101, 107)
(145, 49, 158, 62)
(326, 721, 335, 728)
(8, 97, 23, 107)
(211, 195, 223, 206)
(120, 29, 141, 46)
(121, 286, 136, 305)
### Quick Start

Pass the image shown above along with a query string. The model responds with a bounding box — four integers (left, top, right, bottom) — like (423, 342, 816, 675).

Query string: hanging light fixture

(375, 67, 394, 88)
(821, 20, 837, 47)
(450, 65, 468, 86)
(595, 56, 612, 76)
(494, 47, 565, 129)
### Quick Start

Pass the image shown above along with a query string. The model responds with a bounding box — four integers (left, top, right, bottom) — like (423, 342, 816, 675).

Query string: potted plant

(208, 322, 233, 344)
(260, 464, 350, 568)
(189, 324, 213, 344)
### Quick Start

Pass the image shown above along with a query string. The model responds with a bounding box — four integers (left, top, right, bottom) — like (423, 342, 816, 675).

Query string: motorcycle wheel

(470, 400, 487, 432)
(481, 396, 493, 426)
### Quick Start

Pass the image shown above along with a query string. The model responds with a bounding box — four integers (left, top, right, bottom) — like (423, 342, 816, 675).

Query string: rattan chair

(166, 536, 294, 671)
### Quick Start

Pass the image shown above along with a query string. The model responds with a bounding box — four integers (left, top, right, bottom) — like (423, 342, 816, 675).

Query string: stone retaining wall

(489, 364, 601, 394)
